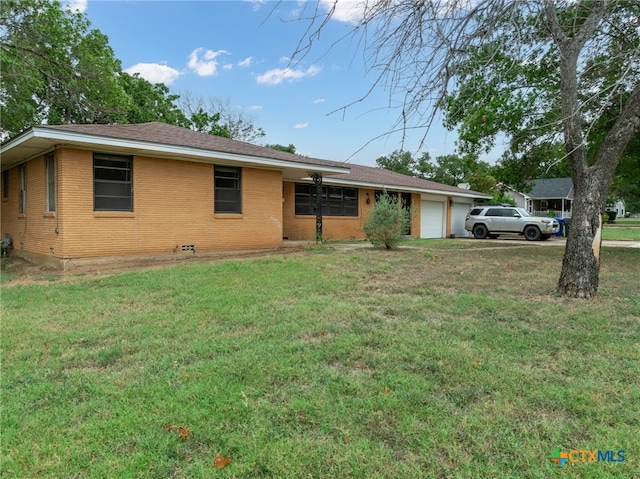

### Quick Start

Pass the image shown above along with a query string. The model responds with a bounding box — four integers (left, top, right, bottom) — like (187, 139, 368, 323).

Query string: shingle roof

(528, 178, 574, 199)
(6, 122, 489, 198)
(329, 163, 485, 196)
(42, 122, 341, 168)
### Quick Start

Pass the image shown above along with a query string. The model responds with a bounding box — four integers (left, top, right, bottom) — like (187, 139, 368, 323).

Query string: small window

(2, 170, 8, 199)
(46, 153, 55, 212)
(469, 208, 482, 216)
(94, 153, 133, 211)
(485, 208, 503, 216)
(215, 166, 242, 213)
(19, 164, 26, 214)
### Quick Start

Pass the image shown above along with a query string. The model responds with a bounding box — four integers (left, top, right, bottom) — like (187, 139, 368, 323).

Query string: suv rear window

(469, 208, 483, 215)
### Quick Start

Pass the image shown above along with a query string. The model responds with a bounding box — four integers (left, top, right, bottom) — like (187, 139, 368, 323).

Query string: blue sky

(69, 0, 495, 167)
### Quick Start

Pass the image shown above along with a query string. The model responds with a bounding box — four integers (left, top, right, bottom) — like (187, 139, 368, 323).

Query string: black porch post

(310, 172, 323, 241)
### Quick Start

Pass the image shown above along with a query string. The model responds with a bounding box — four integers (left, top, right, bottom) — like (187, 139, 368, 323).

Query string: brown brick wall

(282, 182, 420, 240)
(1, 156, 62, 261)
(1, 148, 283, 262)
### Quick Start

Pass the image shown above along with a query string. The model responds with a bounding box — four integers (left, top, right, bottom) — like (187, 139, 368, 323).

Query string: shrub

(363, 191, 412, 249)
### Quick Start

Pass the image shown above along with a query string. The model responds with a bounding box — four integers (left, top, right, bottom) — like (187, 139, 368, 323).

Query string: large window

(94, 154, 132, 211)
(295, 183, 358, 216)
(215, 166, 242, 213)
(46, 153, 55, 212)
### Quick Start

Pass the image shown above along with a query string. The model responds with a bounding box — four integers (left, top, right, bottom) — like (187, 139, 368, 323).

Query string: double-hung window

(94, 153, 133, 211)
(46, 153, 55, 212)
(214, 166, 242, 213)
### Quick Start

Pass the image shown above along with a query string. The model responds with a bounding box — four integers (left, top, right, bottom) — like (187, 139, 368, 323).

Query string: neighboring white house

(504, 178, 574, 218)
(606, 199, 626, 218)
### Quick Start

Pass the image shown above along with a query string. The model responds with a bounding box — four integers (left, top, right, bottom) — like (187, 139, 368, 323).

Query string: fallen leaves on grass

(163, 424, 191, 441)
(214, 454, 232, 469)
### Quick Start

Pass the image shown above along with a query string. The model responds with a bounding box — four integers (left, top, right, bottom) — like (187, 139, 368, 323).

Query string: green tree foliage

(376, 150, 496, 193)
(610, 140, 640, 214)
(266, 144, 297, 154)
(467, 171, 498, 195)
(187, 109, 231, 137)
(0, 0, 129, 138)
(363, 191, 411, 250)
(424, 154, 492, 187)
(117, 72, 189, 127)
(375, 150, 431, 178)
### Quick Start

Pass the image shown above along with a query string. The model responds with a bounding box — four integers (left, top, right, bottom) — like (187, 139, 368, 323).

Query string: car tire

(540, 234, 551, 241)
(473, 224, 489, 239)
(524, 226, 541, 241)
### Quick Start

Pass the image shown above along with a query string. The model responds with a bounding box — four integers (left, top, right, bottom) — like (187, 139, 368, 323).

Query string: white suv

(464, 206, 559, 241)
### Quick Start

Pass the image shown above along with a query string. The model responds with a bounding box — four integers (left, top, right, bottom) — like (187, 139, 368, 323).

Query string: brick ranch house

(1, 122, 489, 267)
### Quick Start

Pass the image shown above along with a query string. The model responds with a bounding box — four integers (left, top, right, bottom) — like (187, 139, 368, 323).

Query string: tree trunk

(556, 179, 606, 298)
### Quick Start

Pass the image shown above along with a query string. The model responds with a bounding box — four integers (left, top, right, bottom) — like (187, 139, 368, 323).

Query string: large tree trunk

(556, 176, 606, 298)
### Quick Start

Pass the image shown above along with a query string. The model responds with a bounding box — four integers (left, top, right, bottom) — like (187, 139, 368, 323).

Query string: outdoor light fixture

(366, 193, 371, 204)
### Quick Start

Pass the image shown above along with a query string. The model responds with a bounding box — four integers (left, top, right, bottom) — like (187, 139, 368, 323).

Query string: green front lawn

(2, 245, 639, 478)
(602, 226, 640, 242)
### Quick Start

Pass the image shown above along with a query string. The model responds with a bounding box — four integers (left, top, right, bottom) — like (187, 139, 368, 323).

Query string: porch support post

(310, 172, 323, 241)
(562, 198, 565, 218)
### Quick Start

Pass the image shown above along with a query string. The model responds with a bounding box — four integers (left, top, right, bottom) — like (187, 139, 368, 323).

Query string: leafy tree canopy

(375, 150, 431, 178)
(0, 0, 130, 138)
(117, 72, 189, 127)
(266, 144, 297, 154)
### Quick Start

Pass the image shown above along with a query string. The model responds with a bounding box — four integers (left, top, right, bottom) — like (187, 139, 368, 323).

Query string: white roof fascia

(3, 127, 349, 175)
(0, 128, 35, 153)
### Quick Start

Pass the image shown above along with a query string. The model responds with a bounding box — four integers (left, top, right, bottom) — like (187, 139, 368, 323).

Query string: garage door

(420, 200, 445, 238)
(451, 202, 473, 237)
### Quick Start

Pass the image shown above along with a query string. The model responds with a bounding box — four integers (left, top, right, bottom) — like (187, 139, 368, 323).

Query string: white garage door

(420, 200, 445, 238)
(451, 202, 473, 237)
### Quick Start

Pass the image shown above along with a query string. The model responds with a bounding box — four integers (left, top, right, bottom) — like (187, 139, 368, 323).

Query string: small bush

(363, 191, 411, 249)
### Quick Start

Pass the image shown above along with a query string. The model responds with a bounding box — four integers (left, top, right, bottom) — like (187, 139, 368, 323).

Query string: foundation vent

(174, 244, 196, 254)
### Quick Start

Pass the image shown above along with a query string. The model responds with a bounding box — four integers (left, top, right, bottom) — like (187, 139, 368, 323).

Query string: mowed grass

(2, 244, 639, 478)
(602, 226, 640, 242)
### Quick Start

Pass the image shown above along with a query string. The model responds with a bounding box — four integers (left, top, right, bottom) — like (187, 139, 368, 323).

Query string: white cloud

(247, 0, 266, 12)
(294, 123, 309, 129)
(313, 98, 326, 104)
(256, 65, 321, 85)
(238, 57, 254, 68)
(247, 105, 263, 111)
(64, 0, 87, 13)
(223, 64, 234, 70)
(187, 48, 230, 77)
(320, 0, 365, 24)
(124, 63, 181, 85)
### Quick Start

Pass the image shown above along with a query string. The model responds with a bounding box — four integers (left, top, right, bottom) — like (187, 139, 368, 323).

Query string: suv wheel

(524, 225, 541, 241)
(473, 224, 489, 239)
